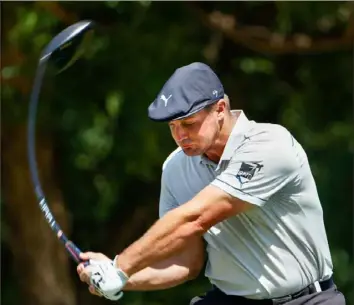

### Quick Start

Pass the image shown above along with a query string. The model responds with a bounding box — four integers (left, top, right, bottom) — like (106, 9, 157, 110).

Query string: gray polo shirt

(159, 111, 333, 299)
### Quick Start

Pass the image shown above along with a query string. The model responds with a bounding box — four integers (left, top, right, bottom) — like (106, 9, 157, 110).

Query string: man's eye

(183, 122, 195, 126)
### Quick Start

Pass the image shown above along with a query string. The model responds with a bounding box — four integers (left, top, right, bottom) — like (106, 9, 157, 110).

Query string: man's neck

(204, 112, 239, 163)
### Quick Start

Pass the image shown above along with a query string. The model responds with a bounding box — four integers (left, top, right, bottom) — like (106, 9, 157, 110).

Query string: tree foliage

(1, 2, 353, 305)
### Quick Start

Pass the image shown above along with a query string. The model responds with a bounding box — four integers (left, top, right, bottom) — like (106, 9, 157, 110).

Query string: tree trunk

(2, 124, 77, 305)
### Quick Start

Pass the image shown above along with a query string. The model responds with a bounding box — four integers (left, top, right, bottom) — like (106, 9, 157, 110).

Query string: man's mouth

(181, 144, 193, 149)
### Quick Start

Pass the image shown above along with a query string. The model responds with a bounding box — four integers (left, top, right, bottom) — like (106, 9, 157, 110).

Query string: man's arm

(77, 235, 205, 295)
(116, 142, 298, 277)
(124, 235, 205, 291)
(78, 138, 298, 300)
(116, 185, 252, 276)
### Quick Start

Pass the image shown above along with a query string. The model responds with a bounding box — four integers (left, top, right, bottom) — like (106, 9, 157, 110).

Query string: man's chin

(181, 146, 201, 156)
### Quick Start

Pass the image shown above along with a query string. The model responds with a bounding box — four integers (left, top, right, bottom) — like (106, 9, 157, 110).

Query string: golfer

(77, 62, 346, 305)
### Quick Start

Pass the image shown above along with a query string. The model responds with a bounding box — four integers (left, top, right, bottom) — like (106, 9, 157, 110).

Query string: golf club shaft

(27, 58, 84, 264)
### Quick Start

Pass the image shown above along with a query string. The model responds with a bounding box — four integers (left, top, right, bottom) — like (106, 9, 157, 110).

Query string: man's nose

(174, 126, 188, 142)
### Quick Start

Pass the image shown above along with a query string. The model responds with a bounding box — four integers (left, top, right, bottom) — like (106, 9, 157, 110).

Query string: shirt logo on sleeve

(236, 162, 263, 184)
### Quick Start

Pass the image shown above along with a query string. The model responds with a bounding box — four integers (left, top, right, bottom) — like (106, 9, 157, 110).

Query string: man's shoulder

(251, 121, 291, 135)
(247, 122, 294, 145)
(238, 122, 299, 162)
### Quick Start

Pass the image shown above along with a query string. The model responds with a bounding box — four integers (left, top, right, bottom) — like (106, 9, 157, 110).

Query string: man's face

(168, 103, 223, 156)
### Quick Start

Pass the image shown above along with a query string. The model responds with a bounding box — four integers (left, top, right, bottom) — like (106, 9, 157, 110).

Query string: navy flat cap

(148, 62, 224, 122)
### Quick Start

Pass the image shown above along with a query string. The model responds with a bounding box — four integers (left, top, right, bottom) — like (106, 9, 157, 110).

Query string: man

(77, 62, 346, 304)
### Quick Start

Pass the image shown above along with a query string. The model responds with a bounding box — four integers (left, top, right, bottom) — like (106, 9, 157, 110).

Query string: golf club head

(40, 20, 94, 74)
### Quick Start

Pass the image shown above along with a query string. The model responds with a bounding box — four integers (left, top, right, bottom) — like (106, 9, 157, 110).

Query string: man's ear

(216, 99, 226, 119)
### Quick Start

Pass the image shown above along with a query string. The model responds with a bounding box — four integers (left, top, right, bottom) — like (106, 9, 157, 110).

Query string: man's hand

(77, 252, 129, 301)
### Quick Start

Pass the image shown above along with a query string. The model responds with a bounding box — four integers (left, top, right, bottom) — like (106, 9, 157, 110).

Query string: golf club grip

(65, 241, 89, 266)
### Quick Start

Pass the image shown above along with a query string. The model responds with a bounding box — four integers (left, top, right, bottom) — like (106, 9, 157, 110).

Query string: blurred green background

(1, 1, 353, 305)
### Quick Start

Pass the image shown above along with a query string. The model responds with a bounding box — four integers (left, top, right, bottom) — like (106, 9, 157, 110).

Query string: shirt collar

(198, 110, 252, 168)
(219, 110, 251, 162)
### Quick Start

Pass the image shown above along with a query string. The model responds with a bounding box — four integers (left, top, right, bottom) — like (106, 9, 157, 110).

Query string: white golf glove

(88, 256, 129, 301)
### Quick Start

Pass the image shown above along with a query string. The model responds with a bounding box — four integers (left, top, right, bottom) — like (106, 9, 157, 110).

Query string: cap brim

(149, 99, 219, 122)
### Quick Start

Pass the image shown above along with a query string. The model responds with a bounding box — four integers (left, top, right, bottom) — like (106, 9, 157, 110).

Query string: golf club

(27, 20, 94, 264)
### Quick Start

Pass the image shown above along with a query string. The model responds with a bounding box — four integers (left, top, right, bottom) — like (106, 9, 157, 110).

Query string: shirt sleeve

(159, 168, 179, 218)
(211, 143, 299, 207)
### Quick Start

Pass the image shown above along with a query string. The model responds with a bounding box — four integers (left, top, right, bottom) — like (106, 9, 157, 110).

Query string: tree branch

(189, 4, 354, 55)
(34, 2, 77, 25)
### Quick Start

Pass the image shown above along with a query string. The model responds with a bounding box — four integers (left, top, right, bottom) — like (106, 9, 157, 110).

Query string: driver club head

(40, 20, 95, 74)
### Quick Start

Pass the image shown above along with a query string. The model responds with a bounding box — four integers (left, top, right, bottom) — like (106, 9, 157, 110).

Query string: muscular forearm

(116, 185, 233, 277)
(117, 206, 203, 276)
(123, 263, 195, 291)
